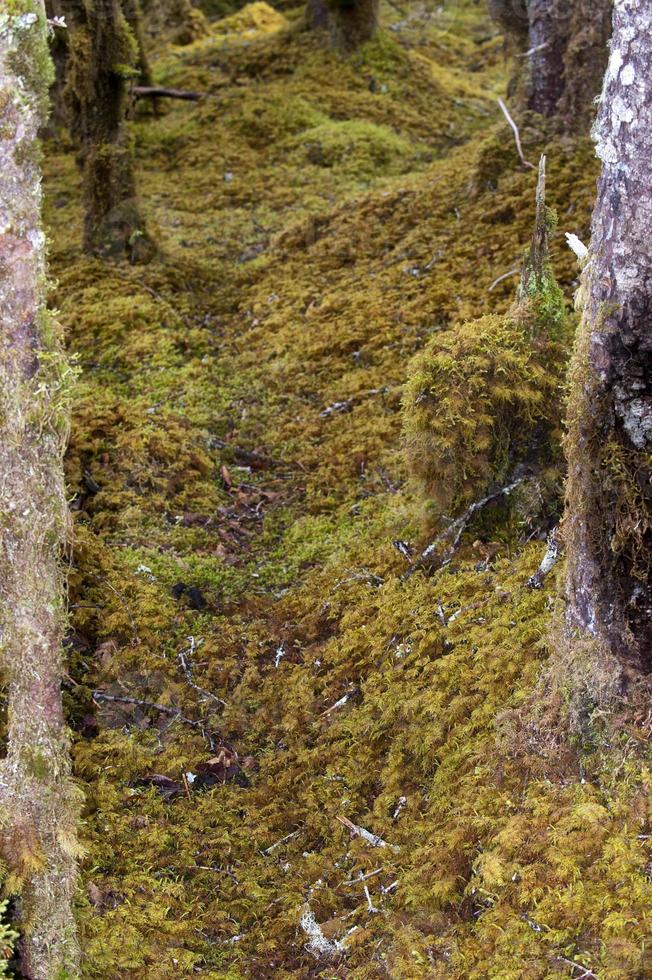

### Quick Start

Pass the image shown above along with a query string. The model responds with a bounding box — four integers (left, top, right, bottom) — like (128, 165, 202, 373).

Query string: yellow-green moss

(35, 1, 652, 976)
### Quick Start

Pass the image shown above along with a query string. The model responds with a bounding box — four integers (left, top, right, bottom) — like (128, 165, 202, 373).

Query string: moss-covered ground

(36, 2, 652, 976)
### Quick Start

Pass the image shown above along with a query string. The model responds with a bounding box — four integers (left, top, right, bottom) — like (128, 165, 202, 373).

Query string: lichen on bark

(564, 0, 652, 671)
(0, 2, 81, 977)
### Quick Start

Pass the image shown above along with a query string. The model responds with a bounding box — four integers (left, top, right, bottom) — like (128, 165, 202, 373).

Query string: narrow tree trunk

(489, 0, 612, 125)
(305, 0, 379, 52)
(565, 0, 652, 671)
(66, 0, 150, 258)
(0, 4, 81, 977)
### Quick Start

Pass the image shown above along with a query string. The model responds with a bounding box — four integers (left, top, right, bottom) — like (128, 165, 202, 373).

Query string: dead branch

(488, 266, 520, 291)
(497, 98, 535, 170)
(209, 436, 287, 470)
(527, 527, 562, 589)
(178, 636, 226, 707)
(262, 830, 300, 856)
(403, 479, 523, 579)
(92, 690, 219, 750)
(336, 815, 399, 851)
(133, 86, 204, 101)
(556, 956, 598, 979)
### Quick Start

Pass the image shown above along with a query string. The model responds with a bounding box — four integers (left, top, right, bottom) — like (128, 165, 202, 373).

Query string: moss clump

(287, 119, 422, 178)
(212, 1, 288, 38)
(403, 305, 568, 520)
(403, 157, 570, 525)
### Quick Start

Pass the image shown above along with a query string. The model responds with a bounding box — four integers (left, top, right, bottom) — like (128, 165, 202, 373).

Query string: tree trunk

(305, 0, 379, 52)
(489, 0, 613, 125)
(565, 0, 652, 671)
(0, 3, 81, 977)
(65, 0, 151, 258)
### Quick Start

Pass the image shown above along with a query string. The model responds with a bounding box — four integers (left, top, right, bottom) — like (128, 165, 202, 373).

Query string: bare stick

(178, 637, 225, 707)
(92, 690, 219, 750)
(489, 266, 520, 292)
(403, 479, 523, 579)
(497, 98, 535, 170)
(556, 957, 598, 980)
(262, 830, 300, 856)
(527, 527, 562, 589)
(336, 815, 399, 852)
(133, 86, 204, 101)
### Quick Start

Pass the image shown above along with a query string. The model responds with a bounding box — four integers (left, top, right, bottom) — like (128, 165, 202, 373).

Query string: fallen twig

(556, 956, 598, 979)
(336, 815, 399, 852)
(178, 636, 226, 707)
(92, 690, 219, 751)
(403, 479, 523, 579)
(134, 86, 204, 101)
(527, 528, 562, 589)
(343, 868, 385, 886)
(488, 266, 520, 292)
(262, 830, 300, 856)
(497, 98, 535, 170)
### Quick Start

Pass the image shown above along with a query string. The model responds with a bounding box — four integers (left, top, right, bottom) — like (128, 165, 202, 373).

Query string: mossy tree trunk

(0, 3, 81, 977)
(65, 0, 150, 258)
(305, 0, 378, 52)
(140, 0, 208, 45)
(489, 0, 613, 125)
(565, 0, 652, 672)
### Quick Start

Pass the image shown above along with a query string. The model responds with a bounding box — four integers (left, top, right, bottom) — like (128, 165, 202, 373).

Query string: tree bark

(565, 0, 652, 671)
(489, 0, 613, 125)
(0, 3, 81, 976)
(65, 0, 151, 258)
(305, 0, 379, 52)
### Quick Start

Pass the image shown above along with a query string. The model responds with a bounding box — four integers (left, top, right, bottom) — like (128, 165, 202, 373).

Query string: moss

(402, 306, 569, 521)
(37, 0, 652, 975)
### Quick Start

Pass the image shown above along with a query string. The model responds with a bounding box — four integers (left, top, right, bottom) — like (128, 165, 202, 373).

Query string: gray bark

(489, 0, 612, 124)
(0, 3, 80, 975)
(565, 0, 652, 670)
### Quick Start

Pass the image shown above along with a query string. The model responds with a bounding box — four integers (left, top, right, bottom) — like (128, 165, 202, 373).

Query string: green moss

(38, 1, 652, 976)
(402, 307, 569, 520)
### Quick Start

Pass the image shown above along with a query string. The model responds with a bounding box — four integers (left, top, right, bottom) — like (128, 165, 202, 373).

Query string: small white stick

(497, 98, 536, 170)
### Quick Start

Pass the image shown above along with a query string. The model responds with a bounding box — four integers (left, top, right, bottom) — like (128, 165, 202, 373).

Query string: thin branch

(178, 636, 226, 707)
(527, 527, 562, 589)
(489, 266, 520, 292)
(556, 957, 599, 979)
(336, 815, 399, 852)
(403, 479, 523, 579)
(497, 98, 535, 170)
(92, 690, 219, 751)
(133, 86, 204, 101)
(262, 830, 300, 856)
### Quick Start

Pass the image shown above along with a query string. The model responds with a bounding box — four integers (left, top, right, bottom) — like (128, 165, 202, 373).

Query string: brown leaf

(87, 882, 103, 907)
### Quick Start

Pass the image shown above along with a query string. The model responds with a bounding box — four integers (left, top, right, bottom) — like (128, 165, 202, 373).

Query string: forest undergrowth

(33, 1, 652, 976)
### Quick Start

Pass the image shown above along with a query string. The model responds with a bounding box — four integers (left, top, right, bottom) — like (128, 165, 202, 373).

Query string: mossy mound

(33, 0, 652, 976)
(403, 302, 569, 520)
(211, 1, 288, 38)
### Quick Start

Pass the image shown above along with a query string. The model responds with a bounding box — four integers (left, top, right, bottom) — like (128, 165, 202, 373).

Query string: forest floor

(41, 1, 652, 977)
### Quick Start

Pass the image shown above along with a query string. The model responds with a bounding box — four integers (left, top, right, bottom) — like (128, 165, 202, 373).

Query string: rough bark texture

(305, 0, 378, 52)
(489, 0, 612, 125)
(65, 0, 150, 258)
(0, 3, 81, 976)
(565, 0, 652, 671)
